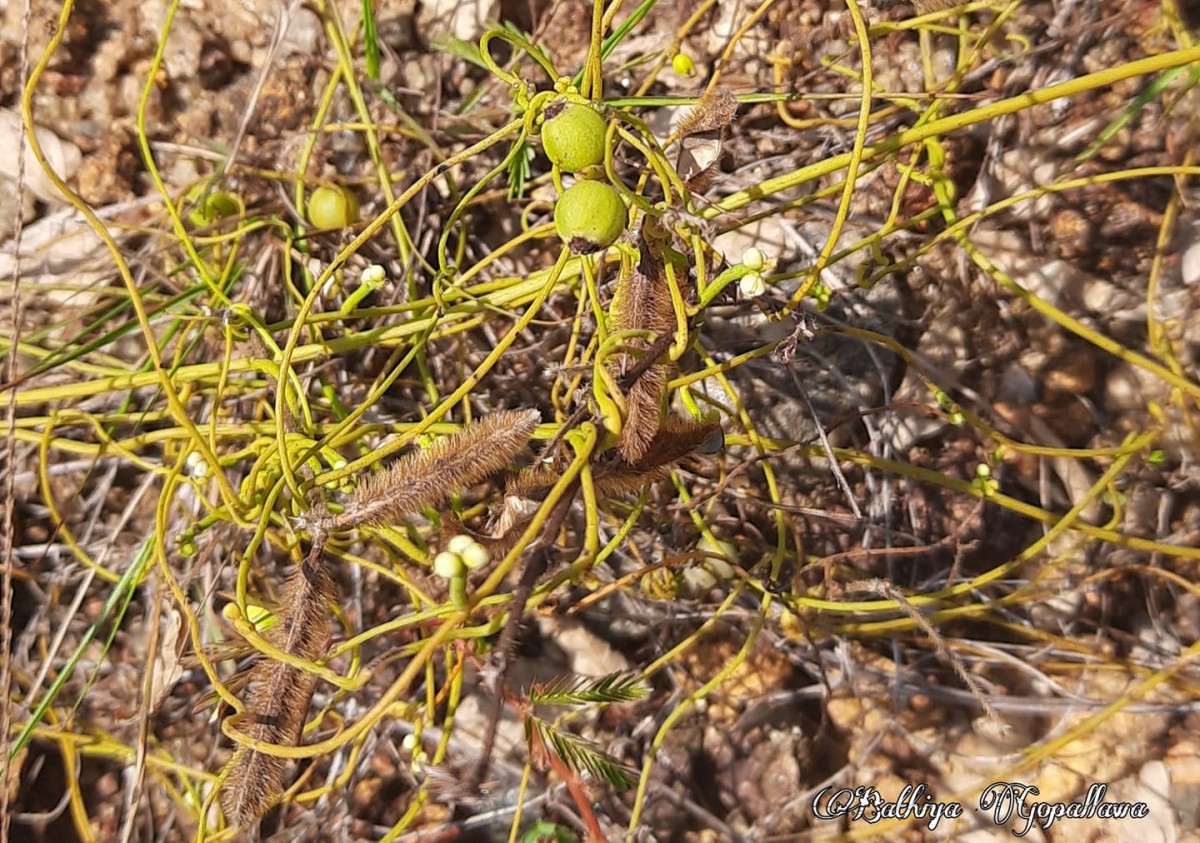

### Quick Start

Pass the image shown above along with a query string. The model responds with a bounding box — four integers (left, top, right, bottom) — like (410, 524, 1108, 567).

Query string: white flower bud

(432, 550, 465, 578)
(739, 271, 766, 298)
(460, 542, 489, 570)
(361, 264, 387, 285)
(185, 450, 209, 478)
(447, 534, 475, 555)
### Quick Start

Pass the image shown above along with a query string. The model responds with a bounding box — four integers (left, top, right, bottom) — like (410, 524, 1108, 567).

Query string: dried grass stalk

(219, 552, 334, 828)
(596, 417, 722, 497)
(612, 258, 677, 464)
(335, 409, 541, 529)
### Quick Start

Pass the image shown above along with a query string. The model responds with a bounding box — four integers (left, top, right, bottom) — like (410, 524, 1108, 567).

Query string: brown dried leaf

(673, 87, 738, 138)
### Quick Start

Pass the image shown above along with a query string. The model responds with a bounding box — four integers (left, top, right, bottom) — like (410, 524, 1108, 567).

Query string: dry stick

(617, 331, 674, 395)
(467, 483, 580, 796)
(843, 577, 1001, 727)
(787, 368, 863, 521)
(219, 0, 300, 179)
(0, 0, 34, 829)
(118, 576, 165, 843)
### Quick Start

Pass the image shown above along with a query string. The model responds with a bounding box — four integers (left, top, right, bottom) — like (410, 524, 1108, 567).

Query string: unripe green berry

(308, 185, 359, 229)
(554, 180, 627, 254)
(541, 101, 607, 173)
(672, 53, 696, 77)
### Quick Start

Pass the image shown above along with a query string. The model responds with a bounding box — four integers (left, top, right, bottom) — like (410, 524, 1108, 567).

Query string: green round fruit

(541, 101, 607, 173)
(308, 185, 359, 229)
(205, 191, 241, 219)
(185, 185, 241, 226)
(554, 180, 627, 254)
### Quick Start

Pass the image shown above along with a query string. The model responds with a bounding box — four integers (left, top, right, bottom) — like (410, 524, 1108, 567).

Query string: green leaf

(531, 671, 649, 706)
(362, 0, 381, 80)
(1077, 63, 1200, 163)
(528, 717, 639, 789)
(570, 0, 661, 90)
(8, 535, 156, 764)
(506, 141, 535, 200)
(520, 820, 579, 843)
(428, 32, 488, 70)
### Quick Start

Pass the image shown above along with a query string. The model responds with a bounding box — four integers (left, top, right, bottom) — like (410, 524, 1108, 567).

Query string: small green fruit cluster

(308, 185, 359, 229)
(540, 98, 627, 254)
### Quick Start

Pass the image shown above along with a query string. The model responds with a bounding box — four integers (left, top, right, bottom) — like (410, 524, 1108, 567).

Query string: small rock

(0, 109, 82, 204)
(280, 6, 323, 58)
(417, 0, 496, 42)
(1182, 234, 1200, 286)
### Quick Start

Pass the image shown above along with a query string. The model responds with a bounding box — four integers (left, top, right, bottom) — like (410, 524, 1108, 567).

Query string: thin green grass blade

(362, 0, 381, 80)
(1077, 64, 1198, 163)
(571, 0, 660, 90)
(7, 534, 156, 765)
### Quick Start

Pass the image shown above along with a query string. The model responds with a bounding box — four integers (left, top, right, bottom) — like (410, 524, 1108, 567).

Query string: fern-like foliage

(526, 716, 639, 790)
(530, 672, 648, 706)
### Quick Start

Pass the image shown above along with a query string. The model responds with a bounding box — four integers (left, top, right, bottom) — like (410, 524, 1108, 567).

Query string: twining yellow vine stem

(309, 248, 570, 493)
(786, 0, 874, 311)
(136, 0, 229, 306)
(1146, 155, 1193, 383)
(790, 432, 1158, 619)
(271, 118, 524, 497)
(706, 0, 778, 94)
(20, 0, 241, 513)
(4, 264, 567, 409)
(707, 44, 1200, 219)
(317, 0, 415, 267)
